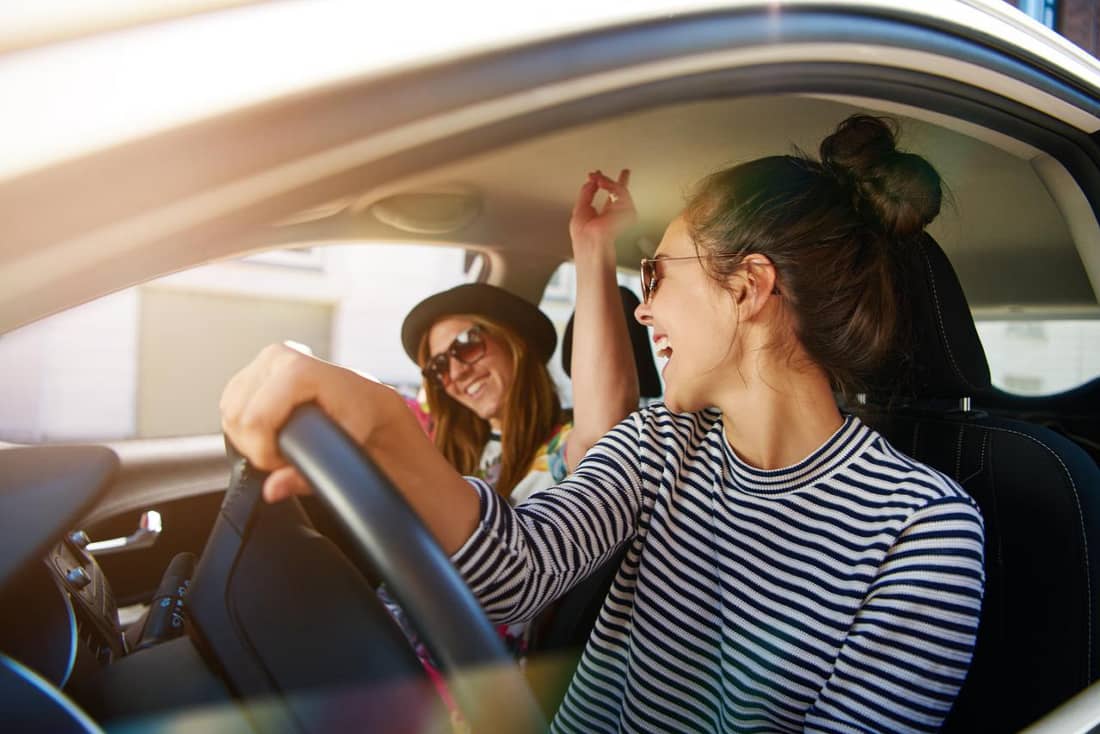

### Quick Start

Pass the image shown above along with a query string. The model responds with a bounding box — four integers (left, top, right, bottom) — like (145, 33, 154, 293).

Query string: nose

(447, 353, 473, 384)
(634, 300, 653, 327)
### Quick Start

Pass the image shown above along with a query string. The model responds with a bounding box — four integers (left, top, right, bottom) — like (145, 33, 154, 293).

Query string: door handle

(86, 511, 162, 556)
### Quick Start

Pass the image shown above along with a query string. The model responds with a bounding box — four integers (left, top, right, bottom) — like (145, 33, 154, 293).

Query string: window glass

(0, 244, 481, 442)
(974, 318, 1100, 396)
(537, 262, 577, 407)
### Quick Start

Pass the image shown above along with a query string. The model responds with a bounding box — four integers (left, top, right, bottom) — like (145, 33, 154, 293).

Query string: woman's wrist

(328, 372, 407, 452)
(571, 235, 617, 266)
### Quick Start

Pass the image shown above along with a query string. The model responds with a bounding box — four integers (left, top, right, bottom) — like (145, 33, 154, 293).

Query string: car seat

(561, 285, 662, 401)
(980, 377, 1100, 467)
(859, 234, 1100, 732)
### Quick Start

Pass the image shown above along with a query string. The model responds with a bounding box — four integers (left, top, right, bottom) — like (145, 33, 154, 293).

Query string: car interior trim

(59, 585, 77, 689)
(1020, 678, 1100, 734)
(0, 653, 104, 734)
(3, 3, 1099, 181)
(1033, 153, 1100, 301)
(12, 57, 1094, 338)
(81, 436, 228, 528)
(0, 447, 119, 590)
(4, 9, 1095, 193)
(367, 60, 1100, 280)
(861, 2, 1100, 102)
(7, 8, 1100, 332)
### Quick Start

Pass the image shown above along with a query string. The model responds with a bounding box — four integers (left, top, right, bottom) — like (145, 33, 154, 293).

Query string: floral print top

(476, 422, 572, 504)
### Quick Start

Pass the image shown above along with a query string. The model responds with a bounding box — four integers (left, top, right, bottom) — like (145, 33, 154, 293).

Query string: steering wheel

(278, 404, 546, 731)
(190, 404, 547, 733)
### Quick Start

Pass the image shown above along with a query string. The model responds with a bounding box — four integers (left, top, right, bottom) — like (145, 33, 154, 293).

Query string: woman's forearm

(220, 344, 480, 554)
(365, 393, 482, 554)
(564, 170, 641, 469)
(568, 244, 639, 464)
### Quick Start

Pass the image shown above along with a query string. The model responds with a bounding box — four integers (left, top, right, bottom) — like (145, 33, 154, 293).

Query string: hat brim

(401, 283, 557, 366)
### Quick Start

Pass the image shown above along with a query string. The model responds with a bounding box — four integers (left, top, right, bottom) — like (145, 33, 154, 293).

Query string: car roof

(3, 1, 1098, 181)
(1, 0, 1098, 332)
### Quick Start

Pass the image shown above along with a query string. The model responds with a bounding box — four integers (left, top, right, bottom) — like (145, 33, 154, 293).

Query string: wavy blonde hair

(418, 314, 562, 499)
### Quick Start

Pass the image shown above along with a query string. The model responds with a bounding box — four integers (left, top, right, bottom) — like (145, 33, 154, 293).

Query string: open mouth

(655, 335, 673, 361)
(464, 376, 489, 398)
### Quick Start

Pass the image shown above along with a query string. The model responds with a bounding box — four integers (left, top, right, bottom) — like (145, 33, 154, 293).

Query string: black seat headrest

(562, 286, 662, 399)
(878, 234, 992, 400)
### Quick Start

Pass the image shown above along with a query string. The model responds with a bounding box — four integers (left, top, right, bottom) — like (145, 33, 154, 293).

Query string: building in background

(0, 244, 584, 443)
(1007, 0, 1099, 57)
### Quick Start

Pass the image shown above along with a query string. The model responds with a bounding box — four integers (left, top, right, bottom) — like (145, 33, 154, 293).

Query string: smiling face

(635, 216, 742, 413)
(426, 316, 516, 428)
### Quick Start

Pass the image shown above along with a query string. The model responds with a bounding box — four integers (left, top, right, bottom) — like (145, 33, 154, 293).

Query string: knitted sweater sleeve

(450, 412, 645, 625)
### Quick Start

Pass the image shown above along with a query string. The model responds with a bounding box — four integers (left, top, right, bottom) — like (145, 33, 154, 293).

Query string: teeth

(465, 378, 486, 396)
(655, 336, 672, 359)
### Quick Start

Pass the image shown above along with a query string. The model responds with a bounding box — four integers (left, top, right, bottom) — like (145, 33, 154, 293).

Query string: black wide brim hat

(401, 283, 557, 365)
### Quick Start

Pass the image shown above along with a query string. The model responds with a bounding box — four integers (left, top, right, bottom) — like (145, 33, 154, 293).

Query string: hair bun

(820, 115, 942, 237)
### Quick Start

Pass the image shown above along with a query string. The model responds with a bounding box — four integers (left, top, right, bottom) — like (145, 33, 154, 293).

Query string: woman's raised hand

(569, 169, 636, 257)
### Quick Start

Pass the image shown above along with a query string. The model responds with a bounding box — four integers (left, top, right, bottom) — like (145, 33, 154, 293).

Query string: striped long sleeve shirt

(451, 407, 985, 733)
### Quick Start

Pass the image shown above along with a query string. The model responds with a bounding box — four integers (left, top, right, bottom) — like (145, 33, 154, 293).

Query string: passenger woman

(221, 115, 985, 733)
(382, 170, 640, 664)
(399, 170, 639, 505)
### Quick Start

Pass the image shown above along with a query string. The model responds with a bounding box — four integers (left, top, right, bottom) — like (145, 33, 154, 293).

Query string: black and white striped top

(452, 407, 985, 733)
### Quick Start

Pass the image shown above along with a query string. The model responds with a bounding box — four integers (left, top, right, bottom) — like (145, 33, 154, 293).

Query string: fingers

(574, 169, 631, 209)
(572, 172, 600, 218)
(590, 169, 628, 186)
(592, 169, 632, 203)
(264, 466, 311, 503)
(220, 343, 316, 472)
(220, 344, 394, 505)
(570, 168, 635, 246)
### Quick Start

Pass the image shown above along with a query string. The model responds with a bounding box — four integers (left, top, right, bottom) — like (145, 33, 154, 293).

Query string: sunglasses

(422, 325, 487, 386)
(640, 253, 780, 303)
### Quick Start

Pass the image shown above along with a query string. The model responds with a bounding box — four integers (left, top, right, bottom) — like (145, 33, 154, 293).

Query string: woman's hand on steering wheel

(219, 342, 395, 503)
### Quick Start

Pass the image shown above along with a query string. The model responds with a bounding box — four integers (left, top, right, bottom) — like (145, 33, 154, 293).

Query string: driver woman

(221, 115, 985, 733)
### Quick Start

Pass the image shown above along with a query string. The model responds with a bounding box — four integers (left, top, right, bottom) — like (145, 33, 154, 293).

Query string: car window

(0, 244, 482, 443)
(975, 317, 1100, 395)
(537, 261, 577, 408)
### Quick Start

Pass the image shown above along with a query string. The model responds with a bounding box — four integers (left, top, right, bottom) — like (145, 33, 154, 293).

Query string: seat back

(561, 286, 662, 400)
(981, 376, 1100, 467)
(862, 235, 1100, 732)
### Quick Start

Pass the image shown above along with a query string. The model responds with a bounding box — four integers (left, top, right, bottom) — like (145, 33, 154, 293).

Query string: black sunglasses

(640, 254, 780, 303)
(422, 325, 486, 386)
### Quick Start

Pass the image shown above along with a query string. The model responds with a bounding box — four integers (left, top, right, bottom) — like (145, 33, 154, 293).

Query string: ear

(732, 254, 778, 322)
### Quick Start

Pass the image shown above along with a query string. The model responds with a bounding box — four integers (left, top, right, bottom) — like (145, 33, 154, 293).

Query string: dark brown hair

(683, 115, 941, 395)
(418, 315, 562, 499)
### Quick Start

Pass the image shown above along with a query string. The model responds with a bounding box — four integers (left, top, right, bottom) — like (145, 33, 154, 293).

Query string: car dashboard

(0, 445, 241, 731)
(1, 534, 123, 690)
